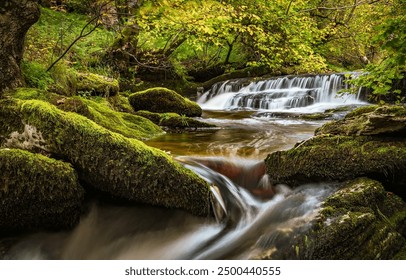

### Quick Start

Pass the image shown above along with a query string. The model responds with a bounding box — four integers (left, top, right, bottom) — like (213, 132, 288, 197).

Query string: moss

(107, 95, 135, 114)
(56, 96, 94, 119)
(306, 178, 406, 260)
(128, 87, 202, 117)
(265, 136, 406, 198)
(0, 99, 211, 216)
(346, 105, 380, 118)
(393, 247, 406, 260)
(135, 110, 216, 130)
(78, 98, 163, 140)
(7, 89, 163, 140)
(301, 113, 332, 120)
(317, 104, 406, 136)
(0, 148, 84, 233)
(76, 73, 119, 97)
(272, 178, 406, 260)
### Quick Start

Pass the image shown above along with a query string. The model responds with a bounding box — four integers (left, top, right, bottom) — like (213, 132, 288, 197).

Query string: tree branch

(46, 1, 112, 72)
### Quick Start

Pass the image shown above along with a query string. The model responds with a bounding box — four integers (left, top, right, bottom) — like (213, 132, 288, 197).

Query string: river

(4, 73, 366, 260)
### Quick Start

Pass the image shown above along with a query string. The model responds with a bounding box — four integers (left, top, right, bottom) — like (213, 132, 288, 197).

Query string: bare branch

(46, 1, 113, 72)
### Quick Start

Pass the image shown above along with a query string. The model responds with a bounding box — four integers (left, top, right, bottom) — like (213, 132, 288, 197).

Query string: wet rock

(129, 87, 202, 117)
(134, 110, 216, 131)
(316, 105, 406, 137)
(265, 105, 406, 199)
(297, 178, 406, 259)
(0, 99, 211, 216)
(265, 135, 406, 198)
(0, 148, 84, 233)
(258, 178, 406, 259)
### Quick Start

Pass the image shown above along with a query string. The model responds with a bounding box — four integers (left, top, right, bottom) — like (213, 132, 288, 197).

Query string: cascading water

(198, 73, 366, 112)
(2, 73, 361, 260)
(3, 156, 337, 260)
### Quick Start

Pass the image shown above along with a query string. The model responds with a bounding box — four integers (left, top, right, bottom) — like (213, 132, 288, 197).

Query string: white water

(2, 73, 361, 260)
(198, 73, 366, 112)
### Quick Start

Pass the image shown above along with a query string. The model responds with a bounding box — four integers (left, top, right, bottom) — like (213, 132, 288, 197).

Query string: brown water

(146, 110, 320, 159)
(3, 73, 368, 259)
(3, 109, 337, 260)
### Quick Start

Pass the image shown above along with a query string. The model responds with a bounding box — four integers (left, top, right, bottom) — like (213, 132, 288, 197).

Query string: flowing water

(4, 73, 366, 260)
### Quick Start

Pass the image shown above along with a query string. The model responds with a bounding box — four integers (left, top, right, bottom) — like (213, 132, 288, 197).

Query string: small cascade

(198, 73, 366, 112)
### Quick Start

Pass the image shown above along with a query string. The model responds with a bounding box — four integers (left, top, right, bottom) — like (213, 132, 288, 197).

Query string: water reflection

(146, 110, 321, 159)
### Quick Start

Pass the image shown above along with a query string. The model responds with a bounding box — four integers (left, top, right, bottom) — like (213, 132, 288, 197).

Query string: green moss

(0, 99, 211, 216)
(346, 105, 379, 118)
(265, 136, 406, 198)
(107, 95, 135, 114)
(7, 89, 163, 140)
(284, 178, 406, 260)
(76, 73, 119, 97)
(56, 96, 94, 119)
(393, 247, 406, 260)
(317, 104, 406, 136)
(135, 110, 216, 130)
(128, 87, 202, 117)
(79, 98, 163, 140)
(0, 148, 84, 233)
(301, 113, 332, 120)
(9, 88, 59, 102)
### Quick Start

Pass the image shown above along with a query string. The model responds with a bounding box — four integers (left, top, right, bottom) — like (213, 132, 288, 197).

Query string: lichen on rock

(0, 148, 84, 233)
(128, 87, 202, 117)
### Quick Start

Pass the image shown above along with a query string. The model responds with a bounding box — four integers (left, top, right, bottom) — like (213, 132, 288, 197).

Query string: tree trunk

(0, 0, 40, 94)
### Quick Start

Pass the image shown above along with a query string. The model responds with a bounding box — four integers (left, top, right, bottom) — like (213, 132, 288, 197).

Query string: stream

(5, 73, 367, 260)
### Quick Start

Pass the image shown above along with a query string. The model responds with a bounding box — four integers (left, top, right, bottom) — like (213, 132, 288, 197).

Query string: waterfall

(198, 73, 366, 112)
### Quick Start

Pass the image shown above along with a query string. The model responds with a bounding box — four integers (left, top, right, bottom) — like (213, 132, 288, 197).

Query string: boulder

(316, 105, 406, 136)
(0, 99, 211, 216)
(7, 89, 163, 140)
(265, 135, 406, 198)
(135, 110, 216, 130)
(258, 178, 406, 259)
(0, 148, 84, 233)
(128, 87, 202, 117)
(265, 105, 406, 199)
(76, 73, 119, 97)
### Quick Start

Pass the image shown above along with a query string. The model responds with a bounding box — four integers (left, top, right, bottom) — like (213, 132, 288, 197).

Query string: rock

(316, 105, 406, 136)
(265, 135, 406, 199)
(76, 73, 119, 97)
(134, 110, 216, 130)
(128, 87, 202, 117)
(258, 178, 406, 259)
(7, 89, 163, 140)
(0, 99, 211, 216)
(297, 178, 406, 259)
(0, 148, 84, 233)
(265, 104, 406, 199)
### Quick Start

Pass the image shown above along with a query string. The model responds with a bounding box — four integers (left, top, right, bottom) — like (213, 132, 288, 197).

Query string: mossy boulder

(265, 105, 406, 199)
(265, 135, 406, 198)
(0, 99, 210, 216)
(135, 110, 216, 130)
(316, 105, 406, 137)
(0, 148, 84, 233)
(294, 178, 406, 259)
(76, 73, 119, 97)
(7, 89, 163, 140)
(128, 87, 202, 117)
